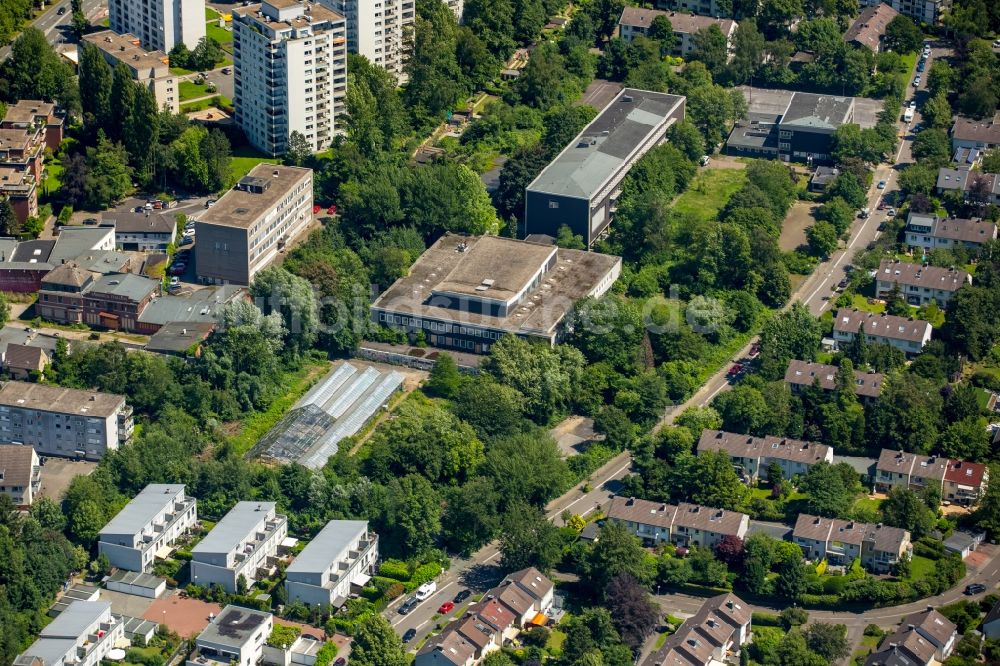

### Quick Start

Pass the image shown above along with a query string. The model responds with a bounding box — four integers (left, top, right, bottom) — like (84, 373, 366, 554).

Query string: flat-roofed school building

(370, 234, 621, 354)
(524, 88, 685, 247)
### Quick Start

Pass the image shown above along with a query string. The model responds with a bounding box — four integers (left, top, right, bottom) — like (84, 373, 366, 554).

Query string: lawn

(43, 159, 64, 195)
(907, 555, 937, 582)
(230, 145, 280, 184)
(170, 65, 195, 76)
(851, 293, 886, 313)
(206, 22, 233, 50)
(546, 629, 567, 654)
(179, 80, 215, 101)
(672, 168, 748, 223)
(205, 6, 221, 19)
(853, 496, 884, 514)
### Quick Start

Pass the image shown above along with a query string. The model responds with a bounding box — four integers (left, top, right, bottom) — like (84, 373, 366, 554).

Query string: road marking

(484, 550, 500, 563)
(416, 620, 429, 630)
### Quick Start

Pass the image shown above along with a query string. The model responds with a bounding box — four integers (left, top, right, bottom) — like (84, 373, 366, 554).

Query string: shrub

(57, 205, 73, 225)
(780, 607, 809, 629)
(822, 576, 847, 595)
(522, 626, 550, 647)
(385, 582, 405, 602)
(378, 560, 411, 581)
(267, 624, 301, 648)
(411, 562, 443, 586)
(864, 624, 884, 637)
(124, 648, 165, 666)
(314, 642, 338, 666)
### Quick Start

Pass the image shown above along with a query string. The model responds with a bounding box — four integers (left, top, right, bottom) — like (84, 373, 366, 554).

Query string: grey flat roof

(286, 520, 368, 574)
(11, 239, 54, 263)
(192, 501, 277, 556)
(42, 601, 110, 637)
(100, 484, 186, 537)
(371, 233, 621, 338)
(108, 570, 165, 589)
(50, 227, 113, 264)
(527, 88, 684, 200)
(138, 285, 245, 326)
(146, 321, 216, 353)
(123, 616, 160, 637)
(0, 380, 125, 417)
(433, 235, 556, 302)
(736, 86, 883, 129)
(780, 91, 854, 130)
(14, 638, 76, 665)
(90, 273, 159, 302)
(198, 605, 271, 647)
(197, 164, 311, 230)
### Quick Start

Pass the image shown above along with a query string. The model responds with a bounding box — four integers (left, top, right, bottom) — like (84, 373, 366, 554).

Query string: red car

(438, 601, 455, 614)
(727, 363, 744, 378)
(313, 204, 322, 214)
(327, 204, 337, 215)
(169, 263, 187, 276)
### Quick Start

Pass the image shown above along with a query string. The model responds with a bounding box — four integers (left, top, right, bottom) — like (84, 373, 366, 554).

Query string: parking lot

(38, 457, 97, 502)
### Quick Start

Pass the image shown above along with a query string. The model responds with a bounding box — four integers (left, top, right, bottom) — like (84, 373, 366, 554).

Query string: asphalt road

(0, 0, 104, 61)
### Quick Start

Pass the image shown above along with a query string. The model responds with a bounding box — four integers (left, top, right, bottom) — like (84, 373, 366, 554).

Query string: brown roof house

(784, 359, 884, 403)
(697, 429, 833, 482)
(792, 514, 911, 573)
(641, 593, 752, 666)
(876, 449, 989, 506)
(905, 212, 998, 251)
(952, 112, 1000, 153)
(866, 608, 957, 666)
(605, 495, 749, 548)
(875, 259, 971, 307)
(844, 3, 899, 52)
(832, 309, 932, 355)
(414, 568, 553, 666)
(3, 343, 49, 381)
(0, 444, 41, 508)
(618, 8, 736, 58)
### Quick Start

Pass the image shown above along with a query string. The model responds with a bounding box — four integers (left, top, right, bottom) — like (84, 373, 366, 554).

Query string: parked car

(398, 597, 419, 615)
(438, 601, 455, 614)
(222, 67, 232, 74)
(727, 363, 744, 378)
(748, 342, 761, 357)
(837, 278, 849, 290)
(912, 75, 921, 86)
(313, 204, 322, 214)
(887, 208, 896, 217)
(415, 581, 437, 601)
(403, 628, 417, 642)
(57, 5, 67, 13)
(333, 659, 346, 666)
(965, 583, 986, 595)
(180, 236, 194, 245)
(205, 199, 216, 208)
(327, 204, 337, 215)
(454, 589, 471, 603)
(169, 277, 180, 287)
(877, 180, 887, 189)
(169, 263, 186, 276)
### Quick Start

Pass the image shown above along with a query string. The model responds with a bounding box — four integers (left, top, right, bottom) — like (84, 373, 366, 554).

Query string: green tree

(514, 41, 568, 110)
(498, 502, 563, 573)
(284, 131, 311, 165)
(776, 552, 806, 600)
(922, 92, 953, 129)
(79, 42, 114, 132)
(483, 336, 583, 423)
(758, 303, 822, 380)
(881, 486, 935, 538)
(349, 616, 408, 666)
(911, 128, 951, 166)
(556, 224, 586, 249)
(0, 201, 18, 237)
(647, 15, 675, 55)
(250, 266, 320, 353)
(799, 462, 857, 518)
(806, 220, 839, 257)
(2, 28, 79, 113)
(667, 120, 706, 162)
(425, 353, 462, 398)
(68, 500, 107, 546)
(451, 376, 526, 440)
(728, 19, 765, 84)
(690, 25, 730, 79)
(884, 15, 922, 52)
(585, 521, 653, 592)
(85, 131, 133, 209)
(673, 450, 752, 511)
(382, 474, 442, 557)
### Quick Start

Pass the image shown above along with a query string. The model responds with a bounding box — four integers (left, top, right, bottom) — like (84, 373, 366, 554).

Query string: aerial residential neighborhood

(1, 0, 1000, 665)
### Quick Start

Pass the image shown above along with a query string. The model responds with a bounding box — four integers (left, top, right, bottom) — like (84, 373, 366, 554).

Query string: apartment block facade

(863, 0, 950, 24)
(13, 602, 124, 666)
(109, 0, 205, 53)
(285, 520, 378, 607)
(0, 381, 134, 460)
(319, 0, 413, 81)
(642, 594, 751, 666)
(187, 606, 273, 666)
(832, 309, 932, 355)
(618, 8, 736, 58)
(0, 101, 62, 226)
(98, 484, 198, 572)
(233, 0, 347, 156)
(191, 501, 288, 593)
(83, 31, 179, 113)
(905, 213, 997, 252)
(195, 165, 314, 285)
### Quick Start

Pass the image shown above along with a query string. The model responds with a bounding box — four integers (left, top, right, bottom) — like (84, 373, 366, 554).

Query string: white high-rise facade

(109, 0, 205, 53)
(233, 0, 348, 156)
(318, 0, 414, 81)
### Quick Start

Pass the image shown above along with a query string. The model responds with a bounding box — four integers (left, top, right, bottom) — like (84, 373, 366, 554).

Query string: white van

(415, 581, 437, 601)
